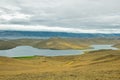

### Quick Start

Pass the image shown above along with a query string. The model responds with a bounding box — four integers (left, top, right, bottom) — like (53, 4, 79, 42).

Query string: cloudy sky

(0, 0, 120, 33)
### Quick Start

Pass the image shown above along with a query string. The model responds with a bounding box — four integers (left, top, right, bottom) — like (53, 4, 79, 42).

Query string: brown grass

(0, 50, 120, 80)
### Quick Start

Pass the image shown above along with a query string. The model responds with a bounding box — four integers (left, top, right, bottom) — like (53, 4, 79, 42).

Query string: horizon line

(0, 24, 120, 34)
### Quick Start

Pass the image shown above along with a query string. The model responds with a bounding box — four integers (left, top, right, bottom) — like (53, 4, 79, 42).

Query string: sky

(0, 0, 120, 33)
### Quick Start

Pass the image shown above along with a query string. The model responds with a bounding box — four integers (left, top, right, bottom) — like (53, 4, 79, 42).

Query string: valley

(0, 37, 120, 80)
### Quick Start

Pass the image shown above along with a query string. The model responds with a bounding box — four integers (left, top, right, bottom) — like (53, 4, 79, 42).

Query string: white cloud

(0, 0, 120, 33)
(0, 12, 32, 21)
(0, 24, 120, 33)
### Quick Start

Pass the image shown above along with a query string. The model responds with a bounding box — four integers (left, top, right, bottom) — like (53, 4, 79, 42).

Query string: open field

(0, 50, 120, 80)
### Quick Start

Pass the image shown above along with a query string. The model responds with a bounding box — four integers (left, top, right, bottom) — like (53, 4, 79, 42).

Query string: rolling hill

(33, 38, 89, 50)
(0, 50, 120, 80)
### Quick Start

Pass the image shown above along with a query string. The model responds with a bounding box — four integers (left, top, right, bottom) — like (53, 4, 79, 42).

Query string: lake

(0, 45, 118, 57)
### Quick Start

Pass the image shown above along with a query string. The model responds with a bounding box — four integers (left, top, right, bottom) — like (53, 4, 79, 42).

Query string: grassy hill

(0, 50, 120, 80)
(0, 38, 120, 50)
(113, 43, 120, 49)
(0, 38, 90, 50)
(33, 38, 89, 50)
(0, 40, 19, 50)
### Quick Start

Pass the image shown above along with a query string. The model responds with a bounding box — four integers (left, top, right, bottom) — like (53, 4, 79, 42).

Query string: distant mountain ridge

(0, 30, 120, 38)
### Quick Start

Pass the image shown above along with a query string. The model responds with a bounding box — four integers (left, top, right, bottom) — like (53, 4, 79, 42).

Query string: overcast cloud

(0, 0, 120, 33)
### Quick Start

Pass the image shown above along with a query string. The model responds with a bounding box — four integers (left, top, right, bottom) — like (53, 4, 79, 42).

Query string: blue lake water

(0, 45, 118, 57)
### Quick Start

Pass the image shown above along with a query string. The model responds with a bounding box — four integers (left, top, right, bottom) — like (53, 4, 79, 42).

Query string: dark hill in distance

(0, 30, 120, 38)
